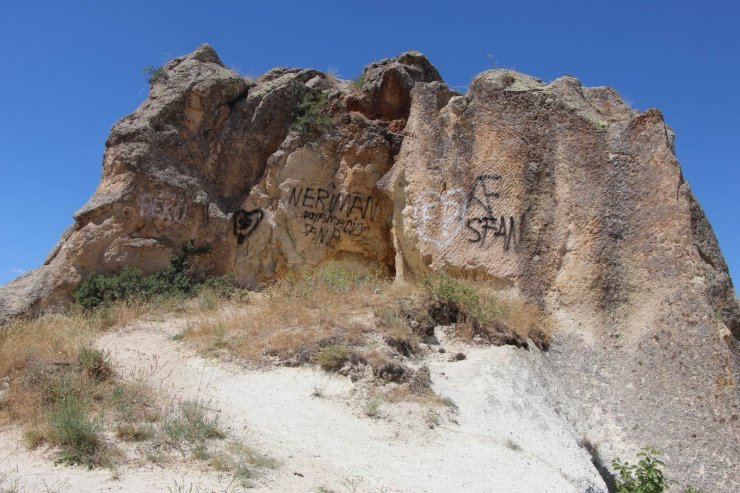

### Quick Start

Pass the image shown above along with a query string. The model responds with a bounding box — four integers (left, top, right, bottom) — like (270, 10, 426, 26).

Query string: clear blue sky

(1, 0, 738, 286)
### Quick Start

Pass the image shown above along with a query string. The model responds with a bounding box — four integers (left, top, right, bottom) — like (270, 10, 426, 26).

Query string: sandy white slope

(0, 318, 605, 492)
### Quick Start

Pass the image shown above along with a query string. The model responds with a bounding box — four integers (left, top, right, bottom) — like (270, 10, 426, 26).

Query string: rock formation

(1, 44, 737, 491)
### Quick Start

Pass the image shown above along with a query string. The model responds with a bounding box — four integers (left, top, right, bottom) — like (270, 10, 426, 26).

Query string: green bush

(142, 65, 166, 84)
(197, 274, 236, 299)
(73, 264, 191, 309)
(73, 243, 235, 310)
(291, 92, 331, 134)
(612, 447, 704, 493)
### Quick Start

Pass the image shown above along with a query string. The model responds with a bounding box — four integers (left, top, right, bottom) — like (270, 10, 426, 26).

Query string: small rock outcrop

(1, 44, 737, 491)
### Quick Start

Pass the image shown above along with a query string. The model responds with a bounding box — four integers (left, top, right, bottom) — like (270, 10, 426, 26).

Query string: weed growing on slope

(209, 440, 278, 488)
(313, 345, 349, 372)
(422, 273, 550, 349)
(291, 92, 331, 134)
(142, 65, 166, 84)
(612, 447, 705, 493)
(77, 346, 113, 382)
(351, 72, 366, 91)
(363, 398, 381, 418)
(47, 395, 105, 467)
(163, 399, 225, 449)
(421, 273, 501, 326)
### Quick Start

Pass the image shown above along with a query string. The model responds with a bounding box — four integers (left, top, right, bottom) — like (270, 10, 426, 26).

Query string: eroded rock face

(0, 44, 737, 491)
(386, 69, 740, 491)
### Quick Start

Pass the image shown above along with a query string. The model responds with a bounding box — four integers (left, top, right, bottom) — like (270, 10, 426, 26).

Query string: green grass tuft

(142, 65, 166, 84)
(77, 346, 112, 382)
(313, 345, 348, 372)
(291, 92, 331, 134)
(351, 72, 365, 91)
(422, 273, 503, 326)
(47, 395, 105, 467)
(163, 399, 225, 447)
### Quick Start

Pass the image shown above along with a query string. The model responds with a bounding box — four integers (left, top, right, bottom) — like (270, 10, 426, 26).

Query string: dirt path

(0, 317, 606, 492)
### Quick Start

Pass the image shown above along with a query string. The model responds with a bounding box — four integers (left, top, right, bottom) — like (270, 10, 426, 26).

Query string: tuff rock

(1, 44, 738, 491)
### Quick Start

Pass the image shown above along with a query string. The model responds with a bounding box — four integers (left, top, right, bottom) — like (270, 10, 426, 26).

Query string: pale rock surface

(385, 68, 739, 492)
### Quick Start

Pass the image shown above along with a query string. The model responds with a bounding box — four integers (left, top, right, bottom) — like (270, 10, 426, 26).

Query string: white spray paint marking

(415, 188, 467, 248)
(137, 195, 187, 225)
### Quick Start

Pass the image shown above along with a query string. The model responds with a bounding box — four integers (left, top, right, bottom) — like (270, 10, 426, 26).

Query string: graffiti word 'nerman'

(288, 187, 379, 221)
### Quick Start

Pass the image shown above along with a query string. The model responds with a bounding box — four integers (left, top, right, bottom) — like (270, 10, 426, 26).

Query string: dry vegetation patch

(179, 268, 404, 365)
(0, 308, 165, 467)
(0, 300, 273, 478)
(175, 268, 550, 431)
(179, 269, 551, 370)
(421, 273, 551, 350)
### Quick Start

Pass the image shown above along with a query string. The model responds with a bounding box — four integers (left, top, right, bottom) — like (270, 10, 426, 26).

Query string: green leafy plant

(611, 447, 704, 493)
(291, 92, 331, 134)
(612, 447, 670, 492)
(142, 65, 166, 84)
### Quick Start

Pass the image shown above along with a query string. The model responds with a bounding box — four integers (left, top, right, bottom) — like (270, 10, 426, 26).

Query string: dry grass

(208, 440, 278, 488)
(382, 365, 457, 410)
(422, 275, 551, 349)
(0, 303, 170, 468)
(0, 299, 178, 426)
(180, 268, 413, 365)
(453, 290, 551, 349)
(1, 313, 98, 425)
(0, 304, 249, 470)
(499, 298, 551, 348)
(179, 269, 552, 368)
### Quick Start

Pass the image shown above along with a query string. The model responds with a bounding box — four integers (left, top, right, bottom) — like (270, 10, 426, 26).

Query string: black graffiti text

(288, 186, 380, 221)
(285, 185, 381, 246)
(466, 174, 501, 218)
(466, 215, 518, 250)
